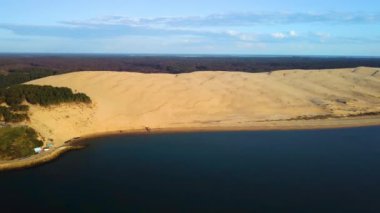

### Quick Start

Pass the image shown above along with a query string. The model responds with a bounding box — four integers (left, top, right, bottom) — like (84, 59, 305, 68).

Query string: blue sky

(1, 0, 380, 55)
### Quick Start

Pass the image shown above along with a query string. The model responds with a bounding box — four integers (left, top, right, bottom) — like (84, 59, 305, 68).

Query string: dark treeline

(0, 85, 91, 106)
(0, 55, 379, 75)
(0, 106, 29, 123)
(0, 85, 91, 122)
(0, 55, 379, 88)
(0, 68, 57, 88)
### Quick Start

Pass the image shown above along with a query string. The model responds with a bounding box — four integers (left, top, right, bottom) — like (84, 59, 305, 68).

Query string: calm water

(1, 127, 380, 212)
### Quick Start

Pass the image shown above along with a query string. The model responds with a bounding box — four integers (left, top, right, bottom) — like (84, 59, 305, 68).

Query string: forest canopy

(0, 68, 57, 88)
(0, 84, 91, 106)
(0, 84, 91, 123)
(0, 126, 44, 160)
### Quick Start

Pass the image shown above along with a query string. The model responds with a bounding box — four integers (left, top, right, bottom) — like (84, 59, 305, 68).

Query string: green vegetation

(0, 107, 29, 123)
(0, 85, 91, 123)
(0, 84, 91, 106)
(0, 68, 57, 89)
(9, 104, 29, 112)
(0, 68, 92, 161)
(0, 126, 43, 160)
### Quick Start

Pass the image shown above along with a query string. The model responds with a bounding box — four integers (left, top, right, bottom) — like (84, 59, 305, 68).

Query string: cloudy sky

(1, 0, 380, 55)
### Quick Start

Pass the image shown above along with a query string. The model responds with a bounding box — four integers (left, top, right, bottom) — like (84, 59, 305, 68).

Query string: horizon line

(1, 52, 380, 58)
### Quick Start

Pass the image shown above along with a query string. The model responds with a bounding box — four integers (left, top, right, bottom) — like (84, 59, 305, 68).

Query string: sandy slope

(25, 67, 380, 146)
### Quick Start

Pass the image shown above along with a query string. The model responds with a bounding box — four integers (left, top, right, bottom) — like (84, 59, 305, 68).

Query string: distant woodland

(0, 68, 57, 88)
(0, 55, 379, 88)
(1, 55, 380, 74)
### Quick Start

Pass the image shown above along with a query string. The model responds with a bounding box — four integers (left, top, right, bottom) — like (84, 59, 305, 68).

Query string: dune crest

(26, 67, 380, 146)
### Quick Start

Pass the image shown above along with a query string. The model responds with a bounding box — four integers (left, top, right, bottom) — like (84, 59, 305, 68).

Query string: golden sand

(25, 67, 380, 147)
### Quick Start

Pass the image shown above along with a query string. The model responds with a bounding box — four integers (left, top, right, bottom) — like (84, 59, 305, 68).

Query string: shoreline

(72, 115, 380, 145)
(1, 115, 380, 171)
(0, 145, 84, 171)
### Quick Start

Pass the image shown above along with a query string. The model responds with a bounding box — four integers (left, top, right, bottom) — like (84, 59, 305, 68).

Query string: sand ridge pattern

(26, 67, 380, 146)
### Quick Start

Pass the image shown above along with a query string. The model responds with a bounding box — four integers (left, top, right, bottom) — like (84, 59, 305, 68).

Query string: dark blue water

(1, 127, 380, 212)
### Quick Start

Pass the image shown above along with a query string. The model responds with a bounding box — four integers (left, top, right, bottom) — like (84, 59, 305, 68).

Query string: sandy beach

(1, 67, 380, 170)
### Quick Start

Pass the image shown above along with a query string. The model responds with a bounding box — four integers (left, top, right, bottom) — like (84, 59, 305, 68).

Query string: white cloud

(289, 30, 298, 37)
(226, 30, 256, 41)
(271, 31, 298, 39)
(226, 30, 240, 36)
(312, 32, 331, 42)
(63, 12, 380, 29)
(272, 32, 287, 39)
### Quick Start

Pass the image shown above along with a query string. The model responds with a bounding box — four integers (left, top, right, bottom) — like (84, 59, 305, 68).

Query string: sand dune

(26, 67, 380, 146)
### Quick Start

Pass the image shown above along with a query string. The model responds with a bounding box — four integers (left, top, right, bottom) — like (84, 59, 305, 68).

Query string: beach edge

(1, 115, 380, 171)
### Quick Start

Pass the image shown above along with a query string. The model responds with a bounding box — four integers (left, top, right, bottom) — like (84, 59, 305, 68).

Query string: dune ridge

(20, 67, 380, 148)
(1, 67, 380, 170)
